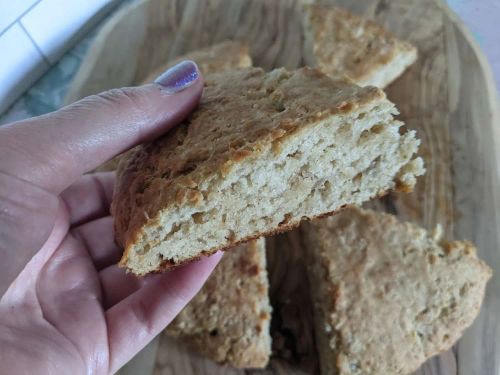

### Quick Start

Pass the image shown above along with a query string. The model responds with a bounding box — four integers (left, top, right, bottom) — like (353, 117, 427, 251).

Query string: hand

(0, 61, 222, 374)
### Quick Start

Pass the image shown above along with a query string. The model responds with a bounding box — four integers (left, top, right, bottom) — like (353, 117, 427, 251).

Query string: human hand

(0, 61, 222, 374)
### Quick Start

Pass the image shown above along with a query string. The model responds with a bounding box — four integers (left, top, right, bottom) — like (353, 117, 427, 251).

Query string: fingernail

(154, 60, 199, 94)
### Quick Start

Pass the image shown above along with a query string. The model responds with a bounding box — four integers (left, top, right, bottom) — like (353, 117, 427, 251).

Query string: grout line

(18, 20, 51, 66)
(0, 0, 43, 38)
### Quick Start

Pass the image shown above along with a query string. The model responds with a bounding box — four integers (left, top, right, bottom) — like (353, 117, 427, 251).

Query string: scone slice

(303, 207, 492, 375)
(94, 41, 252, 173)
(112, 67, 424, 275)
(303, 5, 417, 88)
(166, 238, 272, 368)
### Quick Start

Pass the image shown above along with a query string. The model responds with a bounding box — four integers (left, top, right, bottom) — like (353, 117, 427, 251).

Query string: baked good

(142, 40, 252, 83)
(303, 5, 417, 88)
(302, 207, 492, 375)
(94, 44, 268, 365)
(112, 66, 424, 275)
(94, 148, 135, 173)
(93, 41, 252, 173)
(166, 238, 272, 368)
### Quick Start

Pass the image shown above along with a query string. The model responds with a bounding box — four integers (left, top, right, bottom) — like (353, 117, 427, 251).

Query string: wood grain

(66, 0, 500, 374)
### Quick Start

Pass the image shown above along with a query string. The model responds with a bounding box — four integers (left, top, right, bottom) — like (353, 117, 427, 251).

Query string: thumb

(0, 60, 202, 194)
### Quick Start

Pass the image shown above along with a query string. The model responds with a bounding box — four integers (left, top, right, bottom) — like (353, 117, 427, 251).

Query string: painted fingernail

(154, 60, 199, 94)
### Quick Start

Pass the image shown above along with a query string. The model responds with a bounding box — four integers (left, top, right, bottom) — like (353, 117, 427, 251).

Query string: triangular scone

(112, 67, 424, 275)
(94, 41, 252, 173)
(303, 5, 417, 88)
(166, 238, 272, 368)
(303, 207, 492, 375)
(142, 40, 252, 84)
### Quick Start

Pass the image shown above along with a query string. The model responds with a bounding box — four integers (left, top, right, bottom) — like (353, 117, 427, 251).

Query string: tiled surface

(0, 23, 48, 113)
(0, 0, 118, 113)
(21, 0, 115, 63)
(0, 25, 97, 125)
(0, 0, 39, 34)
(0, 0, 133, 125)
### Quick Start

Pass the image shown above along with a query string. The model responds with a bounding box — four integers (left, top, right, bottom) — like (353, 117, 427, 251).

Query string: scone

(143, 40, 252, 83)
(303, 5, 417, 88)
(303, 207, 492, 375)
(112, 67, 424, 275)
(94, 41, 252, 173)
(166, 238, 272, 368)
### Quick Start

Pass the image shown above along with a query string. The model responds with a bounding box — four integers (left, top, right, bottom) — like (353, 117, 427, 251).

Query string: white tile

(20, 0, 114, 63)
(0, 23, 48, 113)
(0, 0, 39, 34)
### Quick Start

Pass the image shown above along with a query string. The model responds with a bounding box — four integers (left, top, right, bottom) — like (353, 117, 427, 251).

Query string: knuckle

(99, 88, 137, 105)
(81, 87, 147, 117)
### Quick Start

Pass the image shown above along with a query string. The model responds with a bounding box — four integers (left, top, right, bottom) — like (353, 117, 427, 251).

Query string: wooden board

(66, 0, 500, 374)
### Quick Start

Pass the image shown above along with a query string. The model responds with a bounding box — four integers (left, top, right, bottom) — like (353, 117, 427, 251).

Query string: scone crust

(303, 207, 492, 375)
(303, 5, 417, 87)
(166, 239, 272, 368)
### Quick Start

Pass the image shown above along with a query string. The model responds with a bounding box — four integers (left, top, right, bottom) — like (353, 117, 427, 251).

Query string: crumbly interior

(303, 208, 492, 375)
(126, 101, 423, 275)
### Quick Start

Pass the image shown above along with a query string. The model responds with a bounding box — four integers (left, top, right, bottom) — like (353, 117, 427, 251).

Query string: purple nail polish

(154, 60, 199, 94)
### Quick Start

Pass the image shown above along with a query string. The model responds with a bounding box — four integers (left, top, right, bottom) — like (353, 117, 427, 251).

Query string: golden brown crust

(112, 67, 387, 269)
(166, 239, 272, 368)
(93, 147, 139, 173)
(93, 157, 121, 173)
(303, 207, 492, 375)
(303, 5, 417, 87)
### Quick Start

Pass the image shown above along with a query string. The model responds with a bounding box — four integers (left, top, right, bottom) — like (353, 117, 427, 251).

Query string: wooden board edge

(435, 0, 500, 151)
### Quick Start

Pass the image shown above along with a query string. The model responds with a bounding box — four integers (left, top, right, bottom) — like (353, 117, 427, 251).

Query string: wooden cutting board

(66, 0, 500, 374)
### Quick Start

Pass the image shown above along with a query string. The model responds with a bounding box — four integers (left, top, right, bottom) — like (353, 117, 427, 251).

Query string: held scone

(166, 238, 272, 368)
(302, 207, 492, 375)
(94, 41, 252, 173)
(112, 67, 424, 275)
(303, 5, 417, 88)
